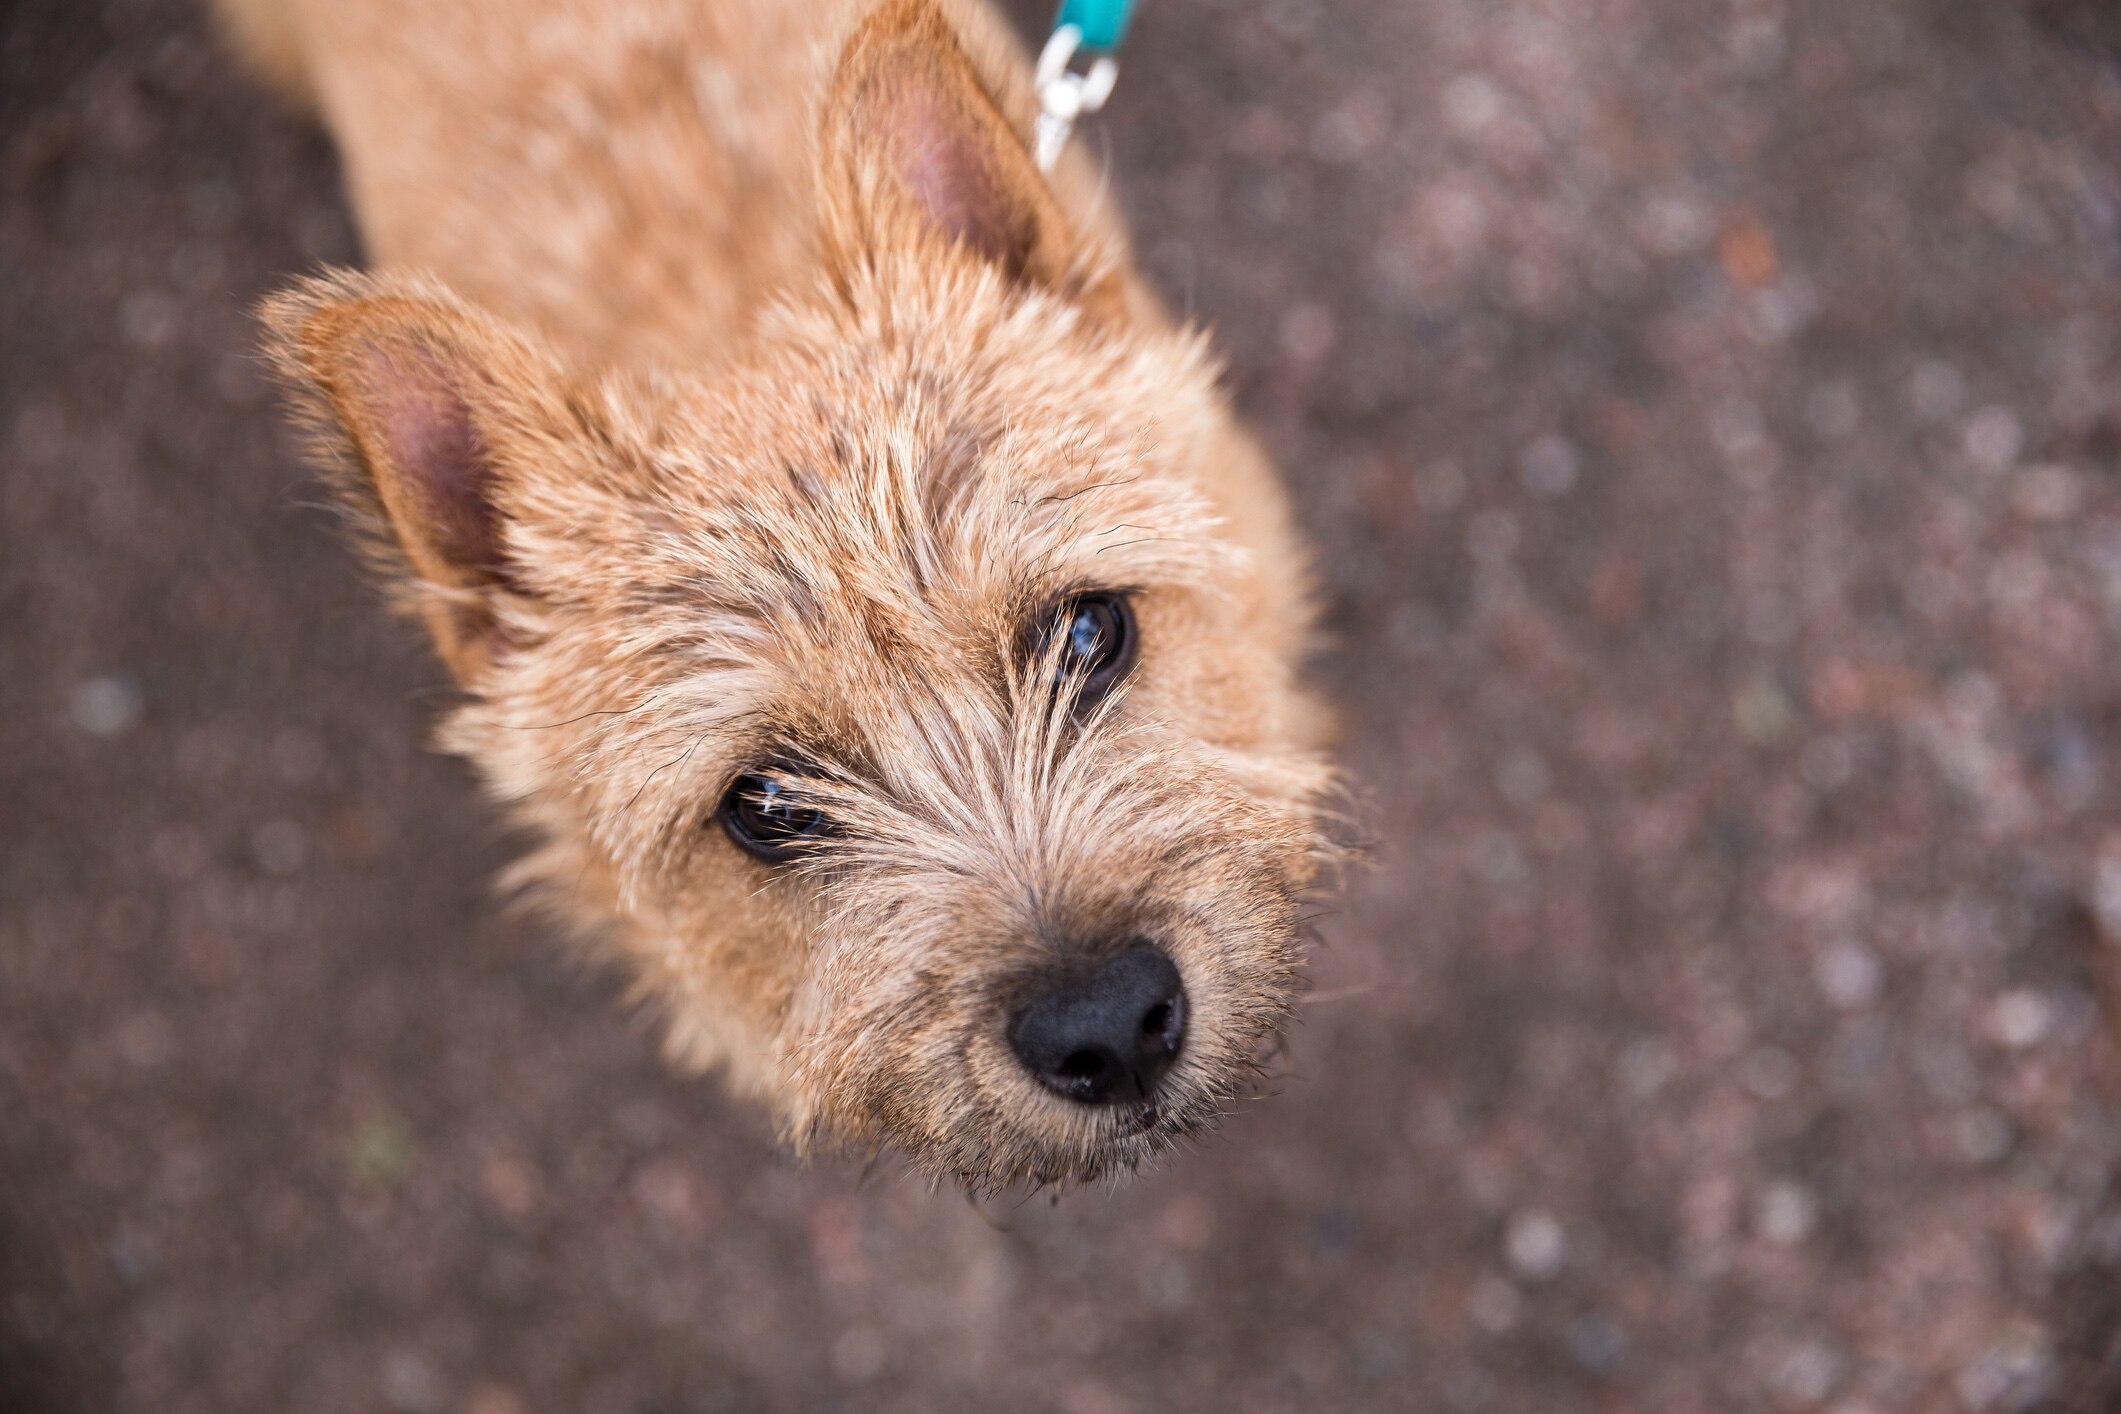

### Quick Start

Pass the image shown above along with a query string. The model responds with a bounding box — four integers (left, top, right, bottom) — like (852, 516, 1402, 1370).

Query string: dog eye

(718, 770, 832, 861)
(1047, 593, 1137, 705)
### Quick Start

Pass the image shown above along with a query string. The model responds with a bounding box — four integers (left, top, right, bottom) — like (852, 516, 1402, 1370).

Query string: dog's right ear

(260, 273, 576, 682)
(819, 0, 1118, 308)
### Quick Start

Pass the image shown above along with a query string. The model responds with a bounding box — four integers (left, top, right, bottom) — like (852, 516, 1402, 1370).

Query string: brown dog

(219, 0, 1334, 1187)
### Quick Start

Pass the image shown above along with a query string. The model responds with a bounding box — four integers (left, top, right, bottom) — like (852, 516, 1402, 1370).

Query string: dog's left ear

(820, 0, 1112, 303)
(258, 272, 590, 683)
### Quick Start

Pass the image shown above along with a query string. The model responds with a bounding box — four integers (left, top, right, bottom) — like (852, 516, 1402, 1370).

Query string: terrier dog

(219, 0, 1334, 1186)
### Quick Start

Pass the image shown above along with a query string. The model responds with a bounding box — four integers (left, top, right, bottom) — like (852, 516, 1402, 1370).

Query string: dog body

(222, 0, 1119, 367)
(224, 0, 1332, 1186)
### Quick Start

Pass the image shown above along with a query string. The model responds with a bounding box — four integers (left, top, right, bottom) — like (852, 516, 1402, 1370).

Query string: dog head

(264, 0, 1333, 1187)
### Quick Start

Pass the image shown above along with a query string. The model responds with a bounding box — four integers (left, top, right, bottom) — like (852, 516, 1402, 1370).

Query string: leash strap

(1033, 0, 1139, 171)
(1055, 0, 1137, 49)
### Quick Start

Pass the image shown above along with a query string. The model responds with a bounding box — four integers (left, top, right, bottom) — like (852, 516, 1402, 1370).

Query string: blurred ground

(6, 0, 2121, 1410)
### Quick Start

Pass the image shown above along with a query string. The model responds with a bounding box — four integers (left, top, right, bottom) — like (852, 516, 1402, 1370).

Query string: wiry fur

(235, 0, 1335, 1187)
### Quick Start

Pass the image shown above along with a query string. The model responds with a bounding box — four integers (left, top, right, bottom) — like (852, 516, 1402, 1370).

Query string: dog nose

(1007, 943, 1188, 1105)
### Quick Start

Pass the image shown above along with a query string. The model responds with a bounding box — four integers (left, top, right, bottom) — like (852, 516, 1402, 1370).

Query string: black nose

(1007, 944, 1188, 1105)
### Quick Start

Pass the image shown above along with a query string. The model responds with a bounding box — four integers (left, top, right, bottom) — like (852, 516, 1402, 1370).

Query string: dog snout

(1006, 942, 1188, 1105)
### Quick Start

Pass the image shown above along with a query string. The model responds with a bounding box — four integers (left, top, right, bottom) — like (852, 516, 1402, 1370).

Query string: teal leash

(1055, 0, 1138, 50)
(1033, 0, 1140, 170)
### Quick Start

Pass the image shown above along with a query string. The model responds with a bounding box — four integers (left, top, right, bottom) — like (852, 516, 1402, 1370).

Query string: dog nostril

(1007, 943, 1188, 1106)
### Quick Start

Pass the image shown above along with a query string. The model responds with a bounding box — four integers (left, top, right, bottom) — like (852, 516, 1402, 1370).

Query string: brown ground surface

(7, 0, 2121, 1410)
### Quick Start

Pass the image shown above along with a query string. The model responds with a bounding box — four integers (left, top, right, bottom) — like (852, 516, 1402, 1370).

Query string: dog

(217, 0, 1335, 1187)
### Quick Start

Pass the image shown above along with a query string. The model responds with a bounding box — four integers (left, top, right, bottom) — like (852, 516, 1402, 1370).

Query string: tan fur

(235, 0, 1333, 1186)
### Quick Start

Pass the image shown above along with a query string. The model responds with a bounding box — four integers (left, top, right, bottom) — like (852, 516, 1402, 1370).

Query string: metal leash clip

(1033, 24, 1119, 172)
(1033, 0, 1136, 172)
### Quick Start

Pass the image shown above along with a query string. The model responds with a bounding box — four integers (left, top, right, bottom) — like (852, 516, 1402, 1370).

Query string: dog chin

(945, 1079, 1242, 1191)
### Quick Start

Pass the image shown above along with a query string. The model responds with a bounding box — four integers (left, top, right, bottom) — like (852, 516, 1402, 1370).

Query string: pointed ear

(820, 0, 1103, 299)
(260, 272, 570, 681)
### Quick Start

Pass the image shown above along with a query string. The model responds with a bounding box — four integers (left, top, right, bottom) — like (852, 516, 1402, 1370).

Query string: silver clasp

(1033, 24, 1118, 172)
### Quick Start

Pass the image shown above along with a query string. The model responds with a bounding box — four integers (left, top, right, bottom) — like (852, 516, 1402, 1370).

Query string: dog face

(265, 0, 1332, 1186)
